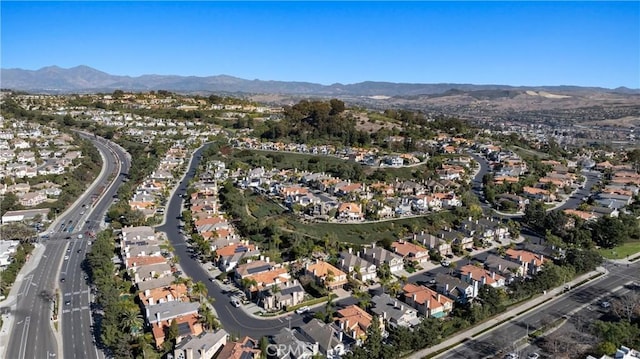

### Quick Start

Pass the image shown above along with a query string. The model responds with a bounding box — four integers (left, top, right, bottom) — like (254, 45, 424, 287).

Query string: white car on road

(295, 306, 310, 314)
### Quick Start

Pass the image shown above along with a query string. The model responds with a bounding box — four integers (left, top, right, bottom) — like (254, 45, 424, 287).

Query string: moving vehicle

(230, 298, 241, 308)
(295, 306, 310, 314)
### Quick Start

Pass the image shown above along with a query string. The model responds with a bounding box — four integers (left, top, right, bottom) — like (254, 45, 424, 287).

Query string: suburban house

(338, 250, 378, 282)
(459, 264, 506, 288)
(298, 319, 346, 359)
(413, 231, 453, 257)
(505, 248, 549, 275)
(19, 192, 47, 207)
(173, 329, 228, 359)
(522, 186, 556, 202)
(234, 260, 273, 282)
(402, 283, 454, 318)
(271, 328, 319, 358)
(138, 283, 189, 306)
(261, 280, 306, 311)
(337, 202, 363, 221)
(361, 244, 404, 274)
(483, 254, 523, 282)
(434, 273, 478, 303)
(334, 304, 383, 344)
(370, 293, 421, 329)
(305, 260, 348, 290)
(215, 336, 261, 359)
(145, 301, 201, 348)
(391, 240, 430, 264)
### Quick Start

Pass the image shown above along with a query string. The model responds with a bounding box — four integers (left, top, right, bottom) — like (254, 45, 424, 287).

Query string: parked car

(441, 260, 451, 267)
(600, 301, 611, 308)
(527, 353, 540, 359)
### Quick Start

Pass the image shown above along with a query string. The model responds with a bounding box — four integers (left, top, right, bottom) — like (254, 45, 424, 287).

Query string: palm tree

(198, 304, 220, 331)
(192, 281, 208, 302)
(120, 307, 144, 337)
(134, 332, 155, 359)
(241, 278, 258, 300)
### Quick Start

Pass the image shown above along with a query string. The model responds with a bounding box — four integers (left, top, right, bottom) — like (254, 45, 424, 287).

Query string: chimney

(491, 272, 496, 279)
(341, 259, 346, 267)
(145, 289, 151, 297)
(481, 276, 487, 285)
(266, 256, 270, 263)
(468, 216, 472, 222)
(313, 269, 317, 276)
(340, 321, 345, 330)
(437, 294, 441, 303)
(149, 297, 154, 306)
(394, 300, 398, 308)
(372, 242, 376, 248)
(338, 331, 343, 342)
(383, 311, 387, 319)
(518, 255, 523, 263)
(346, 319, 350, 329)
(260, 255, 264, 261)
(540, 254, 544, 262)
(155, 311, 160, 323)
(348, 247, 352, 254)
(412, 293, 417, 302)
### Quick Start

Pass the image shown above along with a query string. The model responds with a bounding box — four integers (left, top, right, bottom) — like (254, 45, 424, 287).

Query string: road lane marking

(18, 316, 30, 359)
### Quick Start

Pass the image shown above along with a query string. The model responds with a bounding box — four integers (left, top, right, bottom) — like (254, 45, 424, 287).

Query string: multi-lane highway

(60, 134, 131, 359)
(5, 133, 130, 359)
(439, 261, 640, 359)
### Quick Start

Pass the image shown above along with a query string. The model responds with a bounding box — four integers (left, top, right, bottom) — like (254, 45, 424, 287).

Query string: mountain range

(2, 65, 638, 96)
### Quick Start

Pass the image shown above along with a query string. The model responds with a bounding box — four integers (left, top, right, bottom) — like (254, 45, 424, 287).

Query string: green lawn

(598, 241, 640, 260)
(287, 216, 434, 245)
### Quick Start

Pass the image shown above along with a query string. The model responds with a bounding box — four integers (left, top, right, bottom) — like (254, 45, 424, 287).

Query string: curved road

(156, 145, 308, 339)
(60, 134, 131, 359)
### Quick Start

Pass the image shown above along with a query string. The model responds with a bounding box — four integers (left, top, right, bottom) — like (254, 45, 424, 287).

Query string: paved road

(470, 152, 602, 217)
(5, 241, 66, 359)
(5, 134, 129, 359)
(439, 261, 640, 359)
(60, 134, 131, 359)
(156, 144, 308, 339)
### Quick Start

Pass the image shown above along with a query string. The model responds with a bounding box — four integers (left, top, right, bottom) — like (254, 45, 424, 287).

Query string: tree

(364, 315, 383, 357)
(163, 319, 179, 352)
(120, 306, 144, 337)
(199, 303, 220, 331)
(591, 216, 626, 248)
(192, 281, 208, 302)
(524, 201, 546, 232)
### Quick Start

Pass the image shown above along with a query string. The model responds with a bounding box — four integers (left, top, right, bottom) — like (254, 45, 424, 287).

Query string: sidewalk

(405, 266, 608, 359)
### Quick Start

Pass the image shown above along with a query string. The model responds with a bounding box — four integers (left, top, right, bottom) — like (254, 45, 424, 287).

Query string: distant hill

(1, 65, 638, 96)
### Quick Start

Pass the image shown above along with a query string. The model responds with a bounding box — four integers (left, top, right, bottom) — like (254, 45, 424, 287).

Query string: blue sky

(1, 1, 639, 88)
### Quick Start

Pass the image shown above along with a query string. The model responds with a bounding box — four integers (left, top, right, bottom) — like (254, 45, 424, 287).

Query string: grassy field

(598, 241, 640, 260)
(246, 191, 285, 218)
(287, 216, 434, 245)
